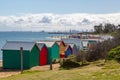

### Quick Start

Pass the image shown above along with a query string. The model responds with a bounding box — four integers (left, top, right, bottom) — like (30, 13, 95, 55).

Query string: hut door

(40, 47, 47, 66)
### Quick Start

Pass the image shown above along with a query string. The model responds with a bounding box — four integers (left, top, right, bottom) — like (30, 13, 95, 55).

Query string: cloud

(0, 13, 120, 32)
(39, 16, 52, 23)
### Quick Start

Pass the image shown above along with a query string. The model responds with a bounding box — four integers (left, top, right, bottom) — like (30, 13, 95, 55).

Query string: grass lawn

(1, 60, 120, 80)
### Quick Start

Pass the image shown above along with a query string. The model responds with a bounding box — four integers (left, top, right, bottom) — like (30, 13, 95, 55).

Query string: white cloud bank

(0, 13, 120, 32)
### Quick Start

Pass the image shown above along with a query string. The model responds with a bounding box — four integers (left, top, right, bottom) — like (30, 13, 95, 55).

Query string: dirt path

(30, 63, 60, 71)
(0, 61, 20, 78)
(0, 61, 60, 78)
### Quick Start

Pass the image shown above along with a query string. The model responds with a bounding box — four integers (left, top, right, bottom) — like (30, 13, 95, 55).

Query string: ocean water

(0, 32, 65, 60)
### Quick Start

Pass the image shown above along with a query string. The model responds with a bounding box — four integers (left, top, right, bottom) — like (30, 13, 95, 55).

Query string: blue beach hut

(65, 45, 72, 58)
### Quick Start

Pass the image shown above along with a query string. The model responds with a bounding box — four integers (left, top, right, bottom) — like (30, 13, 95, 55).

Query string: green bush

(60, 59, 80, 69)
(107, 46, 120, 62)
(60, 55, 80, 69)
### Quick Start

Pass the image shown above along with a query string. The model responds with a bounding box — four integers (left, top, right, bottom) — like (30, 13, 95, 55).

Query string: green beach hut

(36, 41, 59, 64)
(1, 41, 39, 69)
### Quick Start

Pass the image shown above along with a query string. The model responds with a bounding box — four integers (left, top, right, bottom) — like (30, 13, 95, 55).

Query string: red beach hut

(36, 43, 48, 66)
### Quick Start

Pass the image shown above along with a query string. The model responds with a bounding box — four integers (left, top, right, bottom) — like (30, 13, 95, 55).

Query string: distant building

(82, 39, 98, 51)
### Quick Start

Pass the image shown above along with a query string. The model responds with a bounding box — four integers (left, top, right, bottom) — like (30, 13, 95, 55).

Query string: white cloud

(0, 13, 120, 32)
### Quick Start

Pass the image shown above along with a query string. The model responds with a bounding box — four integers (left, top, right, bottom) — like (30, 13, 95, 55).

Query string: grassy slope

(1, 60, 120, 80)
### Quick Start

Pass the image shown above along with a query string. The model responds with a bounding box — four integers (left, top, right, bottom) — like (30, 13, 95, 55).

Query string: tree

(94, 24, 103, 33)
(94, 23, 117, 34)
(103, 23, 116, 33)
(117, 24, 120, 31)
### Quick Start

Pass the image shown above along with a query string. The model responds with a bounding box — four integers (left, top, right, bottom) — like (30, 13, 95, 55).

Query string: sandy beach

(0, 61, 60, 78)
(0, 61, 20, 78)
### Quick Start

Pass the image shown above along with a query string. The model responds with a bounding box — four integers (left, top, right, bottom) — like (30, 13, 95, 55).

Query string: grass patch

(22, 70, 40, 74)
(92, 71, 105, 76)
(1, 60, 120, 80)
(102, 60, 120, 69)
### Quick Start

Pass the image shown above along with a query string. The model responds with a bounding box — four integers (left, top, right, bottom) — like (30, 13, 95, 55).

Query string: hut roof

(68, 43, 75, 48)
(56, 41, 61, 45)
(1, 41, 35, 51)
(56, 40, 65, 46)
(62, 38, 83, 50)
(36, 43, 46, 50)
(36, 41, 55, 47)
(65, 44, 71, 51)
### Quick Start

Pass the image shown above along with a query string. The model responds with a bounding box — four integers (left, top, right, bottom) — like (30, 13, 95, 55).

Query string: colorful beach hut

(36, 41, 59, 64)
(56, 41, 66, 58)
(36, 43, 48, 66)
(69, 43, 78, 55)
(1, 41, 39, 69)
(65, 45, 72, 58)
(62, 38, 83, 51)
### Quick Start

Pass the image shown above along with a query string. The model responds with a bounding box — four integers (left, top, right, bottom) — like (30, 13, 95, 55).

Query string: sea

(0, 32, 66, 60)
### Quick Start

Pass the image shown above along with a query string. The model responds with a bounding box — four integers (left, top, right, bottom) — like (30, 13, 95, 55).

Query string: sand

(0, 61, 60, 78)
(0, 61, 20, 78)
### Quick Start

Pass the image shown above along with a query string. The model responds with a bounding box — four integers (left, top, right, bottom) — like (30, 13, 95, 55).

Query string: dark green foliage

(60, 59, 80, 69)
(107, 46, 120, 62)
(94, 24, 103, 33)
(103, 24, 116, 33)
(94, 23, 119, 34)
(60, 55, 80, 69)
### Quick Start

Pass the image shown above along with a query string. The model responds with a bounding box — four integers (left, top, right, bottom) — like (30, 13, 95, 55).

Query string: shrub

(86, 39, 118, 61)
(60, 55, 80, 69)
(107, 46, 120, 62)
(60, 59, 80, 69)
(76, 50, 83, 62)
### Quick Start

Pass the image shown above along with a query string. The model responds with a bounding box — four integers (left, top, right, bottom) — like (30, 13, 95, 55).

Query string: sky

(0, 0, 120, 31)
(0, 0, 120, 15)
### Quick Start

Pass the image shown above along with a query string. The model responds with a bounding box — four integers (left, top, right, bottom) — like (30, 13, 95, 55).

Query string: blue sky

(0, 0, 120, 15)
